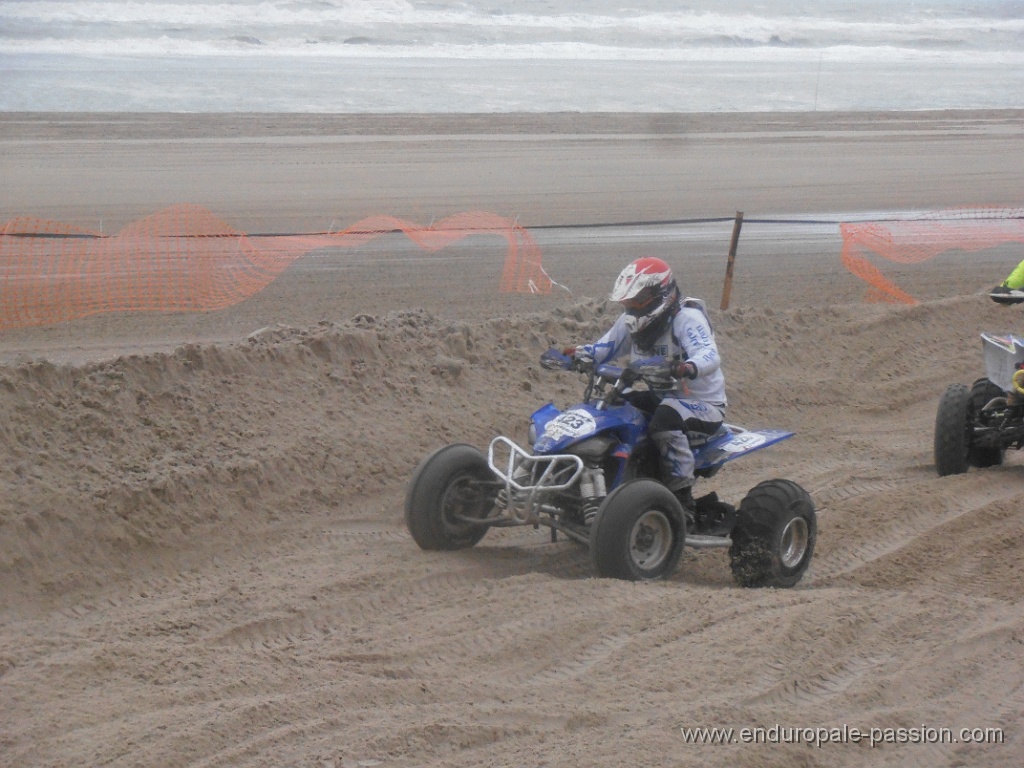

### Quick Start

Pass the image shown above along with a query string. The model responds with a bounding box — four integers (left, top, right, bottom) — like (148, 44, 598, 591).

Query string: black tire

(968, 378, 1004, 468)
(934, 383, 972, 476)
(404, 444, 494, 551)
(589, 479, 686, 581)
(729, 479, 816, 588)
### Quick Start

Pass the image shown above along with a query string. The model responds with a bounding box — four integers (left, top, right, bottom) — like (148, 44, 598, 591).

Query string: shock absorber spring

(579, 467, 607, 525)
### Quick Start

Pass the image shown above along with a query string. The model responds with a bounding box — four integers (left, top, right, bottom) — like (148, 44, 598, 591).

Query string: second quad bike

(935, 332, 1024, 476)
(405, 349, 817, 585)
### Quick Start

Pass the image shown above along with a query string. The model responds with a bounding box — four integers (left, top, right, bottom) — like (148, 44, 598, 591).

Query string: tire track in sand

(806, 474, 1024, 584)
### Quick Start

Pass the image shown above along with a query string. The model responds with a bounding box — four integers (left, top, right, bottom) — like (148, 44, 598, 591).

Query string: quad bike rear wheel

(589, 479, 686, 581)
(729, 479, 816, 588)
(405, 444, 494, 551)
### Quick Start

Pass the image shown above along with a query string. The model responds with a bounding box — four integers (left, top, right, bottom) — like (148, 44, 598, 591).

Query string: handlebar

(539, 348, 575, 371)
(539, 349, 677, 408)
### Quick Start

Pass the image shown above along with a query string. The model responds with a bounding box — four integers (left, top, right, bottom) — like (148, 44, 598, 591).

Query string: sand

(1, 110, 1023, 767)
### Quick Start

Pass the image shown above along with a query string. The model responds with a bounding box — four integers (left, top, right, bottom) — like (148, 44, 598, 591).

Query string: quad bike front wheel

(934, 383, 971, 476)
(934, 379, 1005, 473)
(589, 479, 686, 581)
(729, 479, 816, 588)
(934, 379, 1005, 474)
(405, 443, 495, 551)
(967, 378, 1005, 468)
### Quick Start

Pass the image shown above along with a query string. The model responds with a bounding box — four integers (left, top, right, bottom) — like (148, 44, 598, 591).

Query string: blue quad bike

(935, 332, 1024, 476)
(405, 349, 817, 585)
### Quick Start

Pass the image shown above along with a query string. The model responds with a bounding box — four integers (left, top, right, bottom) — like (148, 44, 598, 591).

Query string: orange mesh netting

(0, 204, 552, 330)
(841, 207, 1024, 304)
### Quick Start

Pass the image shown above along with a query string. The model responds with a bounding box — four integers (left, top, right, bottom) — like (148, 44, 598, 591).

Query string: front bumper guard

(487, 436, 584, 523)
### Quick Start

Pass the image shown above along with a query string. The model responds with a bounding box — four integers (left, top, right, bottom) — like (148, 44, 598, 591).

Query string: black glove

(671, 361, 698, 380)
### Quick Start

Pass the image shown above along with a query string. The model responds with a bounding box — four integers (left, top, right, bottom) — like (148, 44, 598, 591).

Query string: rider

(565, 257, 727, 513)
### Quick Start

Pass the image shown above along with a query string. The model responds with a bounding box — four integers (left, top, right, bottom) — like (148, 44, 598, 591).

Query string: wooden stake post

(720, 211, 744, 310)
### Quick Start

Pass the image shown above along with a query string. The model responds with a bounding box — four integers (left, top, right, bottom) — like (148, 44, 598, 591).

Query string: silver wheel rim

(630, 510, 673, 571)
(442, 475, 482, 533)
(780, 516, 809, 569)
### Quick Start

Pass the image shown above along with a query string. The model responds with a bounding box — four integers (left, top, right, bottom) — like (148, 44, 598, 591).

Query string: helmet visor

(621, 286, 661, 316)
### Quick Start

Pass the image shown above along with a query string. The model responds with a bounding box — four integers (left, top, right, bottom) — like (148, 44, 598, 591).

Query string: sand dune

(3, 294, 1022, 767)
(2, 112, 1023, 767)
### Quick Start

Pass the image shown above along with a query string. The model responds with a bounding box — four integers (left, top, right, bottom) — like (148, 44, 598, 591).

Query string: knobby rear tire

(729, 479, 816, 588)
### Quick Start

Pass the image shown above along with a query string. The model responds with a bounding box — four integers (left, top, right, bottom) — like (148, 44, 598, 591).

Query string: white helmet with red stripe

(610, 257, 680, 347)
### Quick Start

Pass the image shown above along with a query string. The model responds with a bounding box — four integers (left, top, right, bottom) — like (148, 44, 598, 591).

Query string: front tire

(589, 479, 685, 581)
(934, 383, 972, 476)
(729, 479, 816, 588)
(405, 444, 494, 551)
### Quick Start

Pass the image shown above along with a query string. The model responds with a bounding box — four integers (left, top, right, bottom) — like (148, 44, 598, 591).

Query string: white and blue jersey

(581, 298, 727, 407)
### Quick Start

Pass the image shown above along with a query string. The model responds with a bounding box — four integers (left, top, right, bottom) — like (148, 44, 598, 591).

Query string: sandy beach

(2, 110, 1024, 767)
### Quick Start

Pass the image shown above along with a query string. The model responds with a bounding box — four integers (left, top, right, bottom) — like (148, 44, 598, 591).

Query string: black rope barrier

(3, 213, 1022, 239)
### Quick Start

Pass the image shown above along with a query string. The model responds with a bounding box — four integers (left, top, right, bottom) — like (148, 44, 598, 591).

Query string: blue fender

(531, 402, 647, 454)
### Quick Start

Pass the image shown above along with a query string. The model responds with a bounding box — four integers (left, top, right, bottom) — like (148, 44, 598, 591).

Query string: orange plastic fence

(841, 207, 1024, 304)
(0, 204, 552, 331)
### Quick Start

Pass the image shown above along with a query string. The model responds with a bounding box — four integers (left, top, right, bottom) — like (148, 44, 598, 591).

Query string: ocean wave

(4, 1, 1022, 112)
(2, 2, 1022, 53)
(4, 37, 1024, 64)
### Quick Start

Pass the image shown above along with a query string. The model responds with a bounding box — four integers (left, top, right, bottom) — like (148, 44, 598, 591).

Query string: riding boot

(674, 484, 695, 512)
(669, 484, 697, 532)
